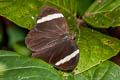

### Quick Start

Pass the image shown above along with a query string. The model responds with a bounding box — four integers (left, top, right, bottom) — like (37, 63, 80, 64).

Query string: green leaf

(0, 0, 77, 30)
(77, 0, 94, 16)
(75, 61, 120, 80)
(0, 50, 62, 80)
(74, 27, 120, 74)
(83, 0, 120, 28)
(7, 26, 26, 48)
(13, 42, 32, 56)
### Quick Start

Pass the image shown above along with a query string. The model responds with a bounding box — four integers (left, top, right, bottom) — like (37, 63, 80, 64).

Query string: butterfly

(25, 6, 79, 70)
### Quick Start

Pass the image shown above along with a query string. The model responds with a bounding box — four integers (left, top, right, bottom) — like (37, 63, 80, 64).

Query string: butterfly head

(70, 34, 76, 39)
(61, 34, 76, 41)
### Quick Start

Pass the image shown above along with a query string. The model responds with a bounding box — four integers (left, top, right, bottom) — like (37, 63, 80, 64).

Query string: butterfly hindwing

(32, 39, 79, 70)
(50, 40, 79, 70)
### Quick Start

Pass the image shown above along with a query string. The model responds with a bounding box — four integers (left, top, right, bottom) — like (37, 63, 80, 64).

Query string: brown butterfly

(25, 6, 79, 70)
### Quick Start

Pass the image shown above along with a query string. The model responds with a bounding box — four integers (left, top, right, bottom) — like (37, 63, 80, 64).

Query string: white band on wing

(37, 13, 64, 24)
(55, 49, 79, 66)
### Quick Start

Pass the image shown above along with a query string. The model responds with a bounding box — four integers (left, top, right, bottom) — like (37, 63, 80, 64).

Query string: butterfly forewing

(25, 6, 69, 51)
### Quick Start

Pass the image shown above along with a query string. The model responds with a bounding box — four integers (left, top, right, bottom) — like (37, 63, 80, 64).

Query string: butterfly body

(25, 6, 79, 70)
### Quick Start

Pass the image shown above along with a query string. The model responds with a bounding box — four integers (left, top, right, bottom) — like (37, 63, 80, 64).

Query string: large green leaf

(75, 61, 120, 80)
(83, 0, 120, 28)
(0, 50, 61, 80)
(0, 0, 77, 30)
(74, 27, 120, 74)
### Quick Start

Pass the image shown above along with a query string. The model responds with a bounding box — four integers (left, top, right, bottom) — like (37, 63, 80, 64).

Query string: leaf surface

(0, 50, 61, 80)
(83, 0, 120, 28)
(74, 27, 120, 74)
(76, 61, 120, 80)
(0, 0, 77, 29)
